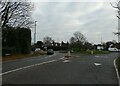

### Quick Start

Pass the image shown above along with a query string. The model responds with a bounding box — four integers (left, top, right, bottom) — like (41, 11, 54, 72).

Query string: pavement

(2, 52, 119, 85)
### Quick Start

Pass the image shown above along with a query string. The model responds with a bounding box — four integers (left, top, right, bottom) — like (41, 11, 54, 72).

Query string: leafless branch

(0, 1, 33, 28)
(110, 2, 118, 9)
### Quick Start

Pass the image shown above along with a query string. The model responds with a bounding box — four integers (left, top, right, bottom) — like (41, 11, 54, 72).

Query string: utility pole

(101, 36, 102, 44)
(34, 21, 37, 44)
(118, 19, 120, 57)
(118, 19, 120, 43)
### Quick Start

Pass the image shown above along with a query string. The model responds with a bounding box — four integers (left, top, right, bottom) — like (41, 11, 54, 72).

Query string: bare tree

(43, 36, 54, 46)
(111, 1, 120, 43)
(73, 31, 87, 44)
(110, 1, 120, 19)
(0, 0, 34, 28)
(69, 31, 88, 49)
(70, 36, 76, 44)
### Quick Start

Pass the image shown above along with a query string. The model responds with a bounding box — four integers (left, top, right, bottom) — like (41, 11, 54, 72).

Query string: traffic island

(64, 55, 78, 59)
(64, 55, 71, 58)
(62, 55, 72, 60)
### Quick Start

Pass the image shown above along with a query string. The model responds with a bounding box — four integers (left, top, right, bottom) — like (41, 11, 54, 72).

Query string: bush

(2, 27, 31, 54)
(16, 27, 31, 54)
(72, 48, 81, 52)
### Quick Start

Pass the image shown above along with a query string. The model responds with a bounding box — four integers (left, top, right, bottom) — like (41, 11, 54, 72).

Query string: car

(35, 48, 40, 51)
(108, 48, 120, 52)
(47, 49, 54, 55)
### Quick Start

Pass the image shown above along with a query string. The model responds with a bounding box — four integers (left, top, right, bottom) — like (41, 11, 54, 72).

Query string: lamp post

(34, 21, 37, 44)
(118, 26, 120, 57)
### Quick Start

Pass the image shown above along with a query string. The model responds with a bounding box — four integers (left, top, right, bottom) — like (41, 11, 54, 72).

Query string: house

(93, 44, 104, 50)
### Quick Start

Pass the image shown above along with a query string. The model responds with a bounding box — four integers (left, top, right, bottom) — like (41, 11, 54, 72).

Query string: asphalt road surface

(2, 52, 119, 85)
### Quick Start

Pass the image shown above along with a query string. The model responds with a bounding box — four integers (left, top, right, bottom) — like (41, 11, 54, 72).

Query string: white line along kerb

(0, 60, 57, 76)
(114, 59, 120, 86)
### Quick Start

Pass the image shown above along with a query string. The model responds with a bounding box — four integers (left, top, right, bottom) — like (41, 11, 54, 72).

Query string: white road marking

(94, 63, 102, 66)
(0, 60, 57, 76)
(60, 57, 64, 60)
(63, 60, 70, 63)
(114, 59, 120, 86)
(95, 56, 100, 57)
(95, 56, 109, 58)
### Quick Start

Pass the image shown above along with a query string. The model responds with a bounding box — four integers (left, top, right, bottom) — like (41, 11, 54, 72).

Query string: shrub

(2, 27, 31, 55)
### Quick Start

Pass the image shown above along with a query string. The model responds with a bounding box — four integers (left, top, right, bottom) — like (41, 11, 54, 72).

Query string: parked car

(35, 48, 40, 51)
(108, 48, 120, 52)
(47, 49, 54, 55)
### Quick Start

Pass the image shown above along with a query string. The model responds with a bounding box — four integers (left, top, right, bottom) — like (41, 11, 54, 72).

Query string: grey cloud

(31, 2, 117, 43)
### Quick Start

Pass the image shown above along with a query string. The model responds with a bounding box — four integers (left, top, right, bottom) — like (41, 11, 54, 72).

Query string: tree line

(34, 31, 92, 51)
(35, 32, 120, 52)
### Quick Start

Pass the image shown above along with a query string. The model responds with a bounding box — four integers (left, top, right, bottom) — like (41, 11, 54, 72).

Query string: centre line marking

(1, 60, 57, 76)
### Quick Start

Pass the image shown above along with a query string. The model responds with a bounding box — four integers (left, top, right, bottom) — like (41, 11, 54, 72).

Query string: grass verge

(2, 50, 46, 61)
(73, 50, 109, 55)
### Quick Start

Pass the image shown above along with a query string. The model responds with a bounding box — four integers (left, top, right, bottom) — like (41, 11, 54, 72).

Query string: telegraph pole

(118, 19, 120, 57)
(34, 21, 37, 44)
(101, 37, 102, 44)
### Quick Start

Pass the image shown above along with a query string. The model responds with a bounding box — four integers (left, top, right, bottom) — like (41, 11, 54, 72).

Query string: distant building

(93, 44, 104, 50)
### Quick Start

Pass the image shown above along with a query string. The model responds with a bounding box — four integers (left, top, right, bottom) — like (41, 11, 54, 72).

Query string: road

(2, 52, 119, 85)
(2, 51, 64, 73)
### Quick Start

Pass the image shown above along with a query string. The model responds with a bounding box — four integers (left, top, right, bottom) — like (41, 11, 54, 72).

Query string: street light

(34, 21, 37, 44)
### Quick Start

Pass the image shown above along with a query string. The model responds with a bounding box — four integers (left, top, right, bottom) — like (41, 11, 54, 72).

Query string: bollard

(91, 51, 94, 54)
(68, 51, 70, 57)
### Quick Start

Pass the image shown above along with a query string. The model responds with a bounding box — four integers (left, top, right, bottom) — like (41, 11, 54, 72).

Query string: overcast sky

(31, 1, 118, 44)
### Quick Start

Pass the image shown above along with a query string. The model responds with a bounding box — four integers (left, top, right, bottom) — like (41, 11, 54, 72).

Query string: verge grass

(2, 50, 46, 61)
(73, 50, 109, 55)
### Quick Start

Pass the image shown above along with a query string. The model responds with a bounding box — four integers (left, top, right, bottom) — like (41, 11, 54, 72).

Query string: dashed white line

(95, 56, 100, 58)
(1, 54, 63, 76)
(63, 60, 70, 63)
(60, 57, 65, 60)
(94, 63, 102, 66)
(0, 60, 57, 76)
